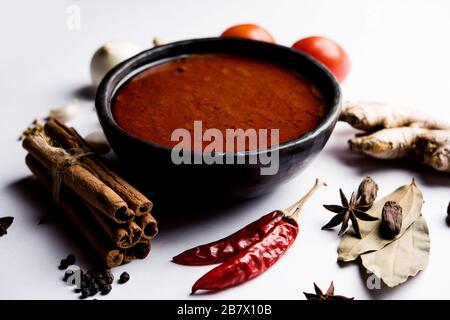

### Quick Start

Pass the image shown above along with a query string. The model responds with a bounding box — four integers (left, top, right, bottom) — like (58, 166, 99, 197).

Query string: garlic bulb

(48, 99, 80, 122)
(85, 131, 110, 154)
(90, 41, 141, 87)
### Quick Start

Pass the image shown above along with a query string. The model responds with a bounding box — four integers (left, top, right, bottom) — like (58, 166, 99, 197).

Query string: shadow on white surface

(357, 259, 423, 300)
(102, 152, 275, 233)
(327, 142, 450, 187)
(5, 176, 108, 270)
(149, 189, 265, 234)
(72, 84, 96, 101)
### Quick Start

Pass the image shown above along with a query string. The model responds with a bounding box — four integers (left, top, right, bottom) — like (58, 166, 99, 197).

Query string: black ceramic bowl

(96, 37, 341, 199)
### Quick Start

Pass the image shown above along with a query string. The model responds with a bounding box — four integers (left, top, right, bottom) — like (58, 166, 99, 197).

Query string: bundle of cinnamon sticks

(22, 119, 158, 268)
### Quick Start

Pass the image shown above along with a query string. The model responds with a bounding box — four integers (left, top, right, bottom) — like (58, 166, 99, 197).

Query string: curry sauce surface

(113, 54, 325, 151)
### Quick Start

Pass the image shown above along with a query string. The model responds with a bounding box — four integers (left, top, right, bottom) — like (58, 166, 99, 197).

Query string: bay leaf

(338, 180, 422, 261)
(360, 216, 430, 287)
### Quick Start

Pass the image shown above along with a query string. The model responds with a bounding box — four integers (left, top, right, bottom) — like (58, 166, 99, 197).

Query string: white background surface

(1, 0, 450, 300)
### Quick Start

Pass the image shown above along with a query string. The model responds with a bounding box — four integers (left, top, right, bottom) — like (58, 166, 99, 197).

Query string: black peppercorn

(93, 272, 103, 281)
(101, 284, 112, 295)
(103, 271, 114, 284)
(58, 259, 68, 270)
(89, 287, 98, 296)
(0, 217, 14, 237)
(89, 279, 96, 289)
(66, 254, 76, 265)
(80, 288, 90, 299)
(83, 273, 91, 282)
(62, 266, 116, 299)
(80, 280, 87, 290)
(119, 272, 130, 284)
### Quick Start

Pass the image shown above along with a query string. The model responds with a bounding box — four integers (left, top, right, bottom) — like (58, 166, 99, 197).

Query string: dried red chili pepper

(172, 211, 284, 265)
(190, 179, 325, 294)
(192, 218, 298, 293)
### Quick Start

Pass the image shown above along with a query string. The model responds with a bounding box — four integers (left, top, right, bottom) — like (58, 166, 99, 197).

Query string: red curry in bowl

(112, 54, 325, 152)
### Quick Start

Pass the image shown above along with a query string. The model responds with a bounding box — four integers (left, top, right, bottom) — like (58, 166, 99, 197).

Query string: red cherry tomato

(292, 36, 350, 82)
(221, 24, 275, 43)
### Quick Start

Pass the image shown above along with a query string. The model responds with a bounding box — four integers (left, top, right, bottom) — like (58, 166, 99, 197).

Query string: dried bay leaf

(361, 216, 430, 287)
(338, 180, 422, 262)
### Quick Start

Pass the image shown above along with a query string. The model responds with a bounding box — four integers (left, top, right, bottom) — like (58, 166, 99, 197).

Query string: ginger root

(413, 130, 450, 172)
(349, 127, 450, 172)
(349, 127, 427, 159)
(341, 100, 450, 173)
(340, 101, 450, 131)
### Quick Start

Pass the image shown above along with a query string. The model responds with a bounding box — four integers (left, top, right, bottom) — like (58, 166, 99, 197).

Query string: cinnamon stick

(22, 133, 134, 223)
(122, 239, 152, 264)
(25, 155, 123, 268)
(26, 152, 142, 249)
(83, 203, 142, 249)
(128, 220, 143, 244)
(44, 119, 153, 216)
(137, 213, 158, 240)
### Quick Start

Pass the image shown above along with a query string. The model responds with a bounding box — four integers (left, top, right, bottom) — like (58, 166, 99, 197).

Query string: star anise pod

(303, 282, 353, 300)
(0, 216, 14, 237)
(322, 189, 378, 239)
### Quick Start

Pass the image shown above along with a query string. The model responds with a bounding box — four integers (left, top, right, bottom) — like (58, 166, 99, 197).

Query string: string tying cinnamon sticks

(44, 120, 153, 216)
(22, 119, 158, 267)
(51, 147, 93, 202)
(23, 133, 135, 223)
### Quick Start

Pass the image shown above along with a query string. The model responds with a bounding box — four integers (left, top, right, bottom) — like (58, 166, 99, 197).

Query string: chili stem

(284, 179, 326, 220)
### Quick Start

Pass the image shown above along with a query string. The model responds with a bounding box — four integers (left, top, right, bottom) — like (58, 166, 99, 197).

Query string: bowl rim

(95, 37, 342, 157)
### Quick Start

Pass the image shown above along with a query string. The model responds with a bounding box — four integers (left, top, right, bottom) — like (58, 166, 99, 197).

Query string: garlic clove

(90, 41, 141, 87)
(48, 100, 80, 122)
(85, 131, 110, 154)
